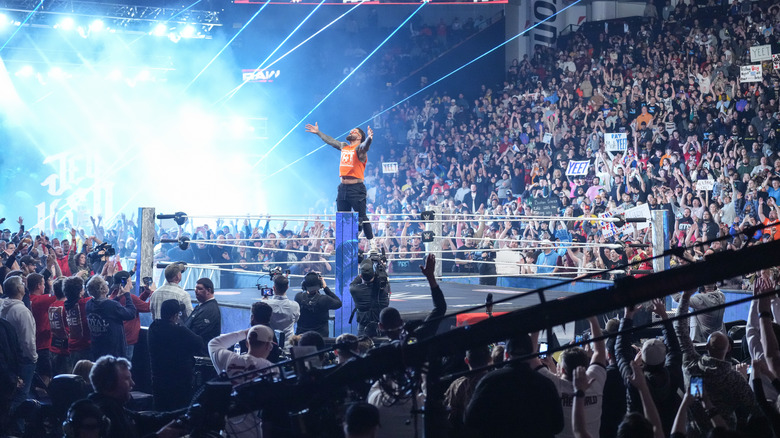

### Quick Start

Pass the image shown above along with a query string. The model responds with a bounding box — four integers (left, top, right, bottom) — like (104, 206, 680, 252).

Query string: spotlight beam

(182, 0, 271, 93)
(250, 2, 426, 170)
(216, 0, 329, 107)
(0, 0, 44, 53)
(259, 0, 584, 181)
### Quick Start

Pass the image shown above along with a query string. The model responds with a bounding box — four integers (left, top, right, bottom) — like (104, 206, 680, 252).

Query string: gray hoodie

(0, 298, 37, 363)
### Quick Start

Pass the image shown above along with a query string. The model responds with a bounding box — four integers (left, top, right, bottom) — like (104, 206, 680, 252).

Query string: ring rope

(183, 237, 336, 243)
(365, 216, 628, 224)
(385, 271, 626, 281)
(175, 241, 331, 255)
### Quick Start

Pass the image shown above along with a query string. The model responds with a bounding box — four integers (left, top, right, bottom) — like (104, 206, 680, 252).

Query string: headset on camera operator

(294, 272, 342, 338)
(349, 253, 391, 338)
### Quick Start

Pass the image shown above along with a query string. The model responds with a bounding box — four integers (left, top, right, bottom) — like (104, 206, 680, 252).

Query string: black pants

(337, 182, 373, 239)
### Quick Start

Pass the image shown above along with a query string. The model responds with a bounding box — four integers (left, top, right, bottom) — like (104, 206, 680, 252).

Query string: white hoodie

(0, 298, 37, 363)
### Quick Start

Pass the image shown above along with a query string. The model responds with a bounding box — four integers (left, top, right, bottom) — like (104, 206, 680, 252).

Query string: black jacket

(294, 287, 342, 337)
(349, 277, 390, 329)
(147, 319, 204, 411)
(465, 362, 563, 438)
(184, 299, 221, 351)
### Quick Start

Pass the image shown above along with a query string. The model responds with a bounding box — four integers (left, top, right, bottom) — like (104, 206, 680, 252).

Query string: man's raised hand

(305, 122, 319, 135)
(367, 125, 373, 139)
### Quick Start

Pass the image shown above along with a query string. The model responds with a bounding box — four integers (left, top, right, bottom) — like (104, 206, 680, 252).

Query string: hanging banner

(740, 65, 763, 83)
(605, 133, 628, 152)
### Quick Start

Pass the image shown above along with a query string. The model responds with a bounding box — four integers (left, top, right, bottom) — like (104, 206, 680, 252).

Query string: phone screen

(539, 342, 548, 359)
(690, 376, 703, 398)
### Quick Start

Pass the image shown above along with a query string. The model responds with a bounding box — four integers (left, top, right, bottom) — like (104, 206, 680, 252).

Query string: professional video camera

(358, 248, 389, 290)
(257, 266, 289, 297)
(87, 242, 115, 261)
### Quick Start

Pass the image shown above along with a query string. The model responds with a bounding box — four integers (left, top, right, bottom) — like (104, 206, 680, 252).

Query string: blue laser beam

(183, 0, 271, 93)
(260, 0, 584, 181)
(217, 0, 329, 107)
(250, 2, 426, 170)
(214, 2, 358, 107)
(0, 0, 44, 53)
(262, 1, 363, 71)
(168, 0, 203, 22)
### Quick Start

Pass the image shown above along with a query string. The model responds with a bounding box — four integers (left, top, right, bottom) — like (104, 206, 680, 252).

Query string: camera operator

(349, 257, 390, 337)
(294, 272, 342, 338)
(87, 241, 115, 277)
(265, 274, 299, 348)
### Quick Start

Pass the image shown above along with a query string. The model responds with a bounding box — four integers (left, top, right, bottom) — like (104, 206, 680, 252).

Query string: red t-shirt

(65, 297, 92, 352)
(112, 292, 151, 346)
(30, 294, 57, 350)
(48, 299, 69, 355)
(57, 257, 72, 277)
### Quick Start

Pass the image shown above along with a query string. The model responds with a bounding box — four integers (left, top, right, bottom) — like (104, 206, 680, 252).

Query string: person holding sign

(305, 122, 376, 251)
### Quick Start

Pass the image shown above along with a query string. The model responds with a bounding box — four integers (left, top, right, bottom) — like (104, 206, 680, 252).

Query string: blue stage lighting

(89, 19, 104, 32)
(153, 23, 167, 36)
(58, 17, 75, 30)
(180, 24, 196, 38)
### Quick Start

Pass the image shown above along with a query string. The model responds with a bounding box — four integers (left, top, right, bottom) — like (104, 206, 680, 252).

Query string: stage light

(48, 67, 65, 79)
(107, 69, 122, 81)
(58, 17, 75, 30)
(180, 24, 195, 38)
(153, 23, 167, 36)
(137, 69, 151, 81)
(0, 13, 8, 27)
(89, 19, 104, 32)
(15, 65, 34, 78)
(168, 32, 181, 43)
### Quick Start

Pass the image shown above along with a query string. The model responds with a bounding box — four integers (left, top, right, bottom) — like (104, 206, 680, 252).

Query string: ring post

(135, 207, 156, 295)
(650, 209, 671, 308)
(425, 205, 442, 278)
(335, 212, 359, 336)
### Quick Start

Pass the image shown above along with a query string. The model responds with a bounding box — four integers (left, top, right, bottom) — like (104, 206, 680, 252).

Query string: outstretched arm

(305, 122, 345, 151)
(357, 126, 374, 162)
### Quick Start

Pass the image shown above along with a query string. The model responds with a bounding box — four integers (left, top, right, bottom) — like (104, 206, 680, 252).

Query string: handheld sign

(566, 160, 590, 176)
(605, 133, 628, 152)
(382, 162, 399, 174)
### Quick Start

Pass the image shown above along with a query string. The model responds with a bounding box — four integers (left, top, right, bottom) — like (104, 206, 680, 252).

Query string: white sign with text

(605, 133, 628, 152)
(740, 65, 763, 83)
(750, 45, 772, 62)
